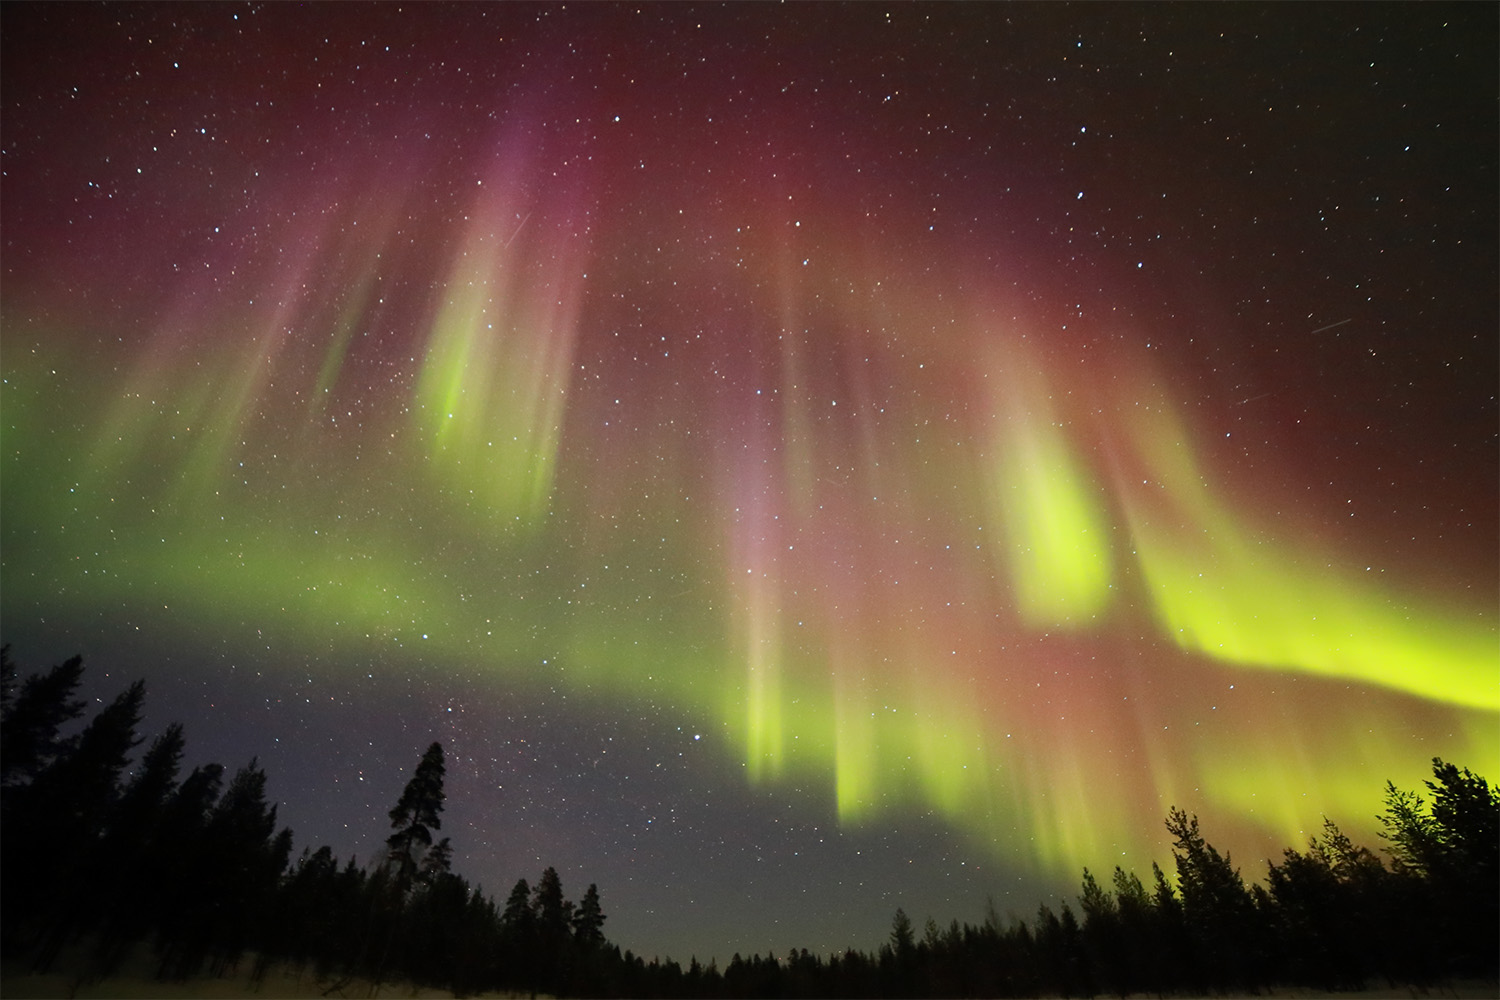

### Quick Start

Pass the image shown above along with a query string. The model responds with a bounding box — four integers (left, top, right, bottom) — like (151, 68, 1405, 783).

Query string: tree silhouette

(22, 679, 146, 971)
(150, 762, 225, 978)
(1118, 865, 1164, 994)
(500, 877, 537, 990)
(92, 723, 187, 973)
(367, 741, 448, 989)
(1268, 820, 1371, 988)
(0, 645, 72, 941)
(201, 759, 289, 975)
(533, 866, 571, 938)
(1379, 778, 1442, 875)
(386, 741, 446, 894)
(8, 642, 1497, 1000)
(1078, 867, 1127, 994)
(0, 651, 85, 789)
(884, 907, 917, 997)
(0, 645, 13, 713)
(1165, 805, 1260, 991)
(503, 877, 534, 929)
(277, 845, 340, 972)
(1429, 759, 1500, 975)
(533, 866, 574, 994)
(574, 882, 607, 949)
(1379, 757, 1500, 977)
(889, 907, 915, 955)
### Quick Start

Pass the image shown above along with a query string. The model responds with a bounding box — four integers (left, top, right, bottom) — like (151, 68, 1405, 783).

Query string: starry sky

(2, 2, 1496, 966)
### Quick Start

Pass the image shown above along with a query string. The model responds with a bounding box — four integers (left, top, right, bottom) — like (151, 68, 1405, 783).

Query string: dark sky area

(2, 2, 1495, 964)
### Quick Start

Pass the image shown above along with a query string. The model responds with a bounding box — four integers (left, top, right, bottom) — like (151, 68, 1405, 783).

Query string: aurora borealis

(3, 2, 1496, 964)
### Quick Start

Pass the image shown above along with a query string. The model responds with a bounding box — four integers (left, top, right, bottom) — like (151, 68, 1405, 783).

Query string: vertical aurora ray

(308, 261, 382, 425)
(832, 662, 879, 819)
(722, 424, 790, 783)
(978, 336, 1114, 628)
(414, 167, 586, 532)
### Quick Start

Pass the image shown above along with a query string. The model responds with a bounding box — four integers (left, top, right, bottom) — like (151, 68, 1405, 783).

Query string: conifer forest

(2, 647, 1495, 997)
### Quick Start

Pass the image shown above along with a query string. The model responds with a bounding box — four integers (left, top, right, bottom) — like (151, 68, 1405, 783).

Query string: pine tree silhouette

(386, 742, 446, 895)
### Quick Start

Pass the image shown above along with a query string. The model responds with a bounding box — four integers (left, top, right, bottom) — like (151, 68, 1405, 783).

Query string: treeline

(0, 648, 612, 996)
(3, 646, 1496, 998)
(629, 759, 1497, 999)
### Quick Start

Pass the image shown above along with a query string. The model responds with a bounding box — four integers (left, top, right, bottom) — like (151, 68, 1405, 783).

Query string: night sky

(2, 2, 1496, 966)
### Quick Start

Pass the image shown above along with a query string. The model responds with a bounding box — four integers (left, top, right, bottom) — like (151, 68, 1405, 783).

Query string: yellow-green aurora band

(3, 155, 1494, 883)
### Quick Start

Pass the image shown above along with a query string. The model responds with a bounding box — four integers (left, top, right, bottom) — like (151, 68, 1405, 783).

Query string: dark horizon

(3, 651, 1496, 997)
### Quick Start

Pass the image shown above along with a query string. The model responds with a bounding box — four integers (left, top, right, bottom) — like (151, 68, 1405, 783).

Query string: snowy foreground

(3, 955, 1496, 1000)
(1, 947, 503, 999)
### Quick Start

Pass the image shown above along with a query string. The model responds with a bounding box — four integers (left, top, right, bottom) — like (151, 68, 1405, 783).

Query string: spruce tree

(532, 867, 573, 993)
(572, 882, 606, 949)
(0, 645, 15, 715)
(533, 866, 570, 941)
(1165, 807, 1260, 991)
(0, 653, 86, 788)
(1380, 758, 1500, 976)
(500, 878, 537, 992)
(193, 758, 285, 977)
(94, 723, 187, 971)
(23, 680, 146, 970)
